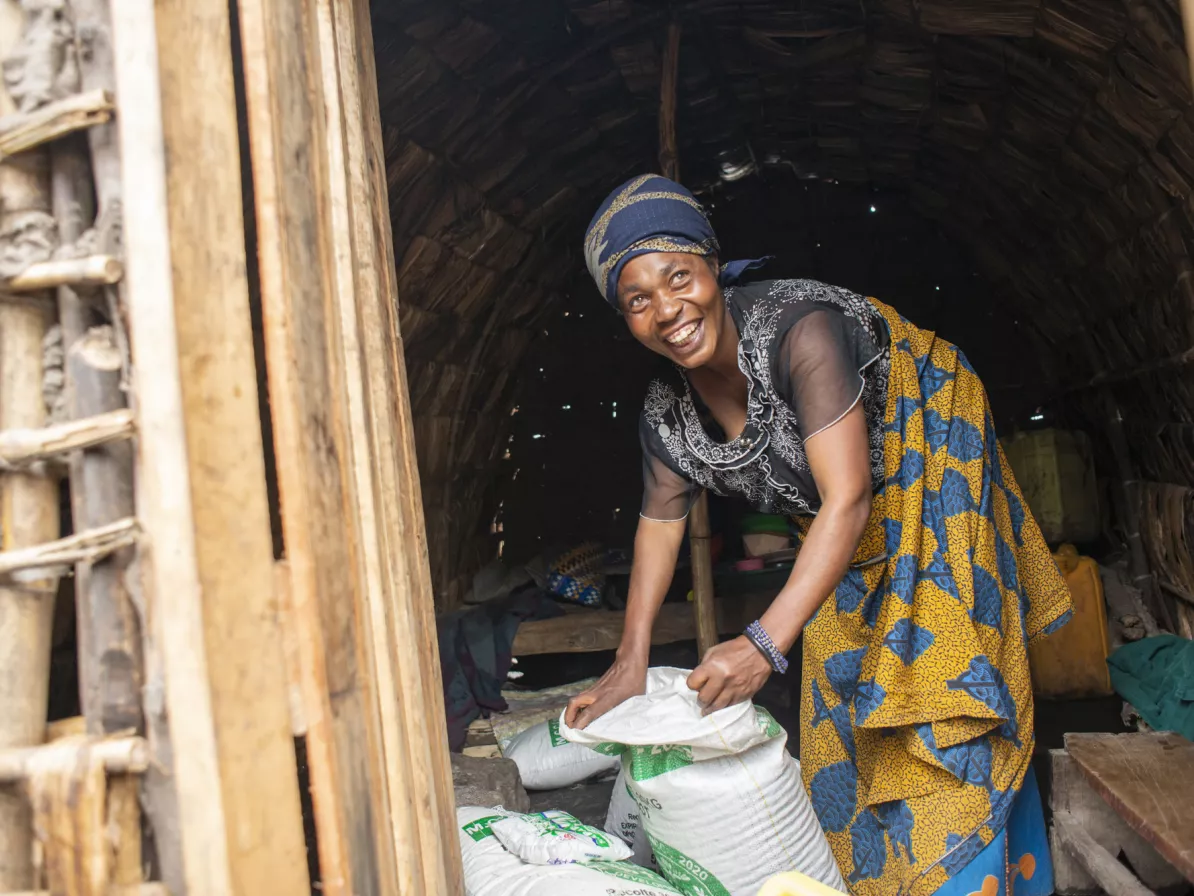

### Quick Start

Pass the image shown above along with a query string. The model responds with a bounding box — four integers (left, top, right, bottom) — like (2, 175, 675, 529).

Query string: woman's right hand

(564, 657, 647, 730)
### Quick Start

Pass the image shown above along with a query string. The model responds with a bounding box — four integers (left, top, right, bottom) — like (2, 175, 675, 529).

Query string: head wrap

(583, 174, 768, 307)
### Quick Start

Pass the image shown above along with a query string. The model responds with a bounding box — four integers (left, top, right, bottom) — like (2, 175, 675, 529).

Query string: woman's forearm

(619, 516, 687, 663)
(760, 493, 871, 654)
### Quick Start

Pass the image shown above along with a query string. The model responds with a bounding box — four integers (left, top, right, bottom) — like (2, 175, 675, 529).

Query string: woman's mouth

(664, 319, 704, 353)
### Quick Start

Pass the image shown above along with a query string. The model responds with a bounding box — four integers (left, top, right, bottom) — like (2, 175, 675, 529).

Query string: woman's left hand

(686, 636, 773, 715)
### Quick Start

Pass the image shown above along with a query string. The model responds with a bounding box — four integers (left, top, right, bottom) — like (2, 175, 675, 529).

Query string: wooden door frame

(234, 0, 462, 892)
(110, 0, 460, 892)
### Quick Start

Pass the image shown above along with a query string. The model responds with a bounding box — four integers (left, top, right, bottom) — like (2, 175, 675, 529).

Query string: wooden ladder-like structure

(0, 0, 462, 894)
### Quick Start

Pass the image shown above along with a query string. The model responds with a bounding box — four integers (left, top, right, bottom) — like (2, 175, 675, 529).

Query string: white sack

(503, 719, 620, 790)
(458, 806, 682, 896)
(562, 667, 847, 896)
(604, 767, 657, 871)
(491, 809, 633, 865)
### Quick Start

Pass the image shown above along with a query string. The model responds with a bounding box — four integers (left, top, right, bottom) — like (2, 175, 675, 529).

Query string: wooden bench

(1052, 732, 1194, 895)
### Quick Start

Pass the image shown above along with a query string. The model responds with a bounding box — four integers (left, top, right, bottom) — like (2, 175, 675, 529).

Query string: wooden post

(655, 18, 718, 657)
(110, 0, 310, 893)
(690, 491, 718, 657)
(1178, 0, 1194, 98)
(659, 19, 681, 183)
(0, 0, 61, 885)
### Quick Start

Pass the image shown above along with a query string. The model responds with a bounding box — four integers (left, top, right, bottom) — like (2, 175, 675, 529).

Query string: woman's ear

(705, 253, 720, 276)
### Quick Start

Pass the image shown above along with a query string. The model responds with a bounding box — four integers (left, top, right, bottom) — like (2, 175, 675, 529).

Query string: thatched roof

(371, 0, 1194, 608)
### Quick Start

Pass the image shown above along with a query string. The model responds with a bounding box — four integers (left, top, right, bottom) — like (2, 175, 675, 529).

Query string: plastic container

(757, 870, 851, 896)
(1027, 544, 1113, 698)
(741, 514, 791, 558)
(1001, 428, 1099, 545)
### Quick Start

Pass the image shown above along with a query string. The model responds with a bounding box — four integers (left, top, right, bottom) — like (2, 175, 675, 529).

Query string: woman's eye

(671, 271, 689, 286)
(629, 295, 648, 311)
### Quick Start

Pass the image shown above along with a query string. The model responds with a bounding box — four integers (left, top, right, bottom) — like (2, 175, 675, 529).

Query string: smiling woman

(567, 174, 1073, 896)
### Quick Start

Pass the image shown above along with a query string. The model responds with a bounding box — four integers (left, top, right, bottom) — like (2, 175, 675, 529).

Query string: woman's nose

(657, 294, 682, 322)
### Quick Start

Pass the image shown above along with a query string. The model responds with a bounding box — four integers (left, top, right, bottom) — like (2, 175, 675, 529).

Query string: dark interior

(371, 0, 1194, 623)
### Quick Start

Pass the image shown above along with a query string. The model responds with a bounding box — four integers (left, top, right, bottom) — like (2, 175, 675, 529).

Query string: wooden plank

(1054, 810, 1157, 896)
(0, 0, 59, 885)
(110, 0, 309, 892)
(234, 0, 400, 889)
(689, 491, 718, 657)
(1065, 732, 1194, 882)
(327, 0, 465, 888)
(110, 4, 217, 892)
(1050, 749, 1186, 894)
(514, 594, 772, 656)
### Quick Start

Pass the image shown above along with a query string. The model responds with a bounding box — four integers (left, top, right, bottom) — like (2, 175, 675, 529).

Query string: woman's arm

(564, 513, 688, 728)
(687, 402, 873, 713)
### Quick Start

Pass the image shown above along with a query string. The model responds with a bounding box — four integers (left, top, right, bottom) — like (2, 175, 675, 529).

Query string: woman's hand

(565, 657, 647, 730)
(686, 636, 773, 715)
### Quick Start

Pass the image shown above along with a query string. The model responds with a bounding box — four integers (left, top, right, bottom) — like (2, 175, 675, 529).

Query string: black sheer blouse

(638, 278, 891, 520)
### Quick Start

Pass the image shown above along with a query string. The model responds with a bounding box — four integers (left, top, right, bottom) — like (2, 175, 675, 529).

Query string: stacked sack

(457, 806, 683, 896)
(564, 667, 847, 896)
(502, 718, 621, 790)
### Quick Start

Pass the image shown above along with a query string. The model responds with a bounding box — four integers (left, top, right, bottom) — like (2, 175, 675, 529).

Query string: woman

(565, 175, 1072, 896)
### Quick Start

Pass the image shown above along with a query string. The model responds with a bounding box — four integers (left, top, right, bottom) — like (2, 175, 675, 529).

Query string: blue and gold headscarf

(583, 174, 768, 307)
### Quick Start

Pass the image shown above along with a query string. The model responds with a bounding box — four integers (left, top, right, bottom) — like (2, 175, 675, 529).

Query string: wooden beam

(110, 0, 309, 892)
(514, 594, 772, 656)
(0, 89, 114, 160)
(1054, 810, 1157, 896)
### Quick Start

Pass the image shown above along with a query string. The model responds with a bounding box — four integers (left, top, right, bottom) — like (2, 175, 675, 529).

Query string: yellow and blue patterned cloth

(795, 299, 1072, 896)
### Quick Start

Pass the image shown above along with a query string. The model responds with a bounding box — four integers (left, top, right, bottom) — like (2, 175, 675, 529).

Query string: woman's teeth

(666, 321, 701, 347)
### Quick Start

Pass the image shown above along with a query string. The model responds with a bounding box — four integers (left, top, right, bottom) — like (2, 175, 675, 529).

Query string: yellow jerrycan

(757, 870, 849, 896)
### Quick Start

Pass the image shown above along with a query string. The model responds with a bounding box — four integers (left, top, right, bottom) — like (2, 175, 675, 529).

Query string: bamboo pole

(3, 255, 122, 291)
(0, 518, 137, 580)
(0, 737, 147, 783)
(0, 408, 133, 470)
(0, 0, 61, 884)
(0, 89, 114, 160)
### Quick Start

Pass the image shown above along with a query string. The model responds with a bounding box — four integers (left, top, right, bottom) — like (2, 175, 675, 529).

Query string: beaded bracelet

(744, 620, 788, 674)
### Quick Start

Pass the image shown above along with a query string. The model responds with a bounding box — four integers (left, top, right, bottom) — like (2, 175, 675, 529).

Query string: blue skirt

(930, 766, 1053, 896)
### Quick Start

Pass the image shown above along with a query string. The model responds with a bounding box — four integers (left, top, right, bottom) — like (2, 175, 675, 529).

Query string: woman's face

(616, 251, 726, 368)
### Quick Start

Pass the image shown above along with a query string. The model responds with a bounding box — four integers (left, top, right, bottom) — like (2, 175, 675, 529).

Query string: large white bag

(458, 806, 682, 896)
(503, 719, 621, 790)
(604, 767, 657, 870)
(562, 667, 847, 896)
(492, 809, 633, 865)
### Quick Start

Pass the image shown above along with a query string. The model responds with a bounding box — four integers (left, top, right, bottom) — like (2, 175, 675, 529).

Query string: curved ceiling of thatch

(372, 0, 1194, 606)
